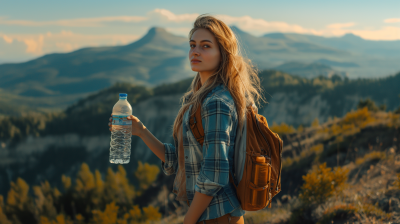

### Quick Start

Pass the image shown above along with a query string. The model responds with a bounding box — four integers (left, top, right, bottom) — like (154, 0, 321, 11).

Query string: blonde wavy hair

(171, 13, 267, 140)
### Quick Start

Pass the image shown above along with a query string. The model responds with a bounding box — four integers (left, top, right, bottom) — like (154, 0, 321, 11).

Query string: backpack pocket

(249, 156, 272, 208)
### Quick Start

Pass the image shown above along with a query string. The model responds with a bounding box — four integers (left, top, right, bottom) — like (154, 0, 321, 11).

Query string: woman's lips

(191, 60, 201, 63)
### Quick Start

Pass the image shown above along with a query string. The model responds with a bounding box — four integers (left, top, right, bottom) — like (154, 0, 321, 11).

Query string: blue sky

(1, 0, 399, 63)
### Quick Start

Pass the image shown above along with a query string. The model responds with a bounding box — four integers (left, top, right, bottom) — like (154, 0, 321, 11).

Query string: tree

(134, 161, 160, 191)
(299, 163, 349, 207)
(312, 118, 319, 127)
(357, 98, 377, 111)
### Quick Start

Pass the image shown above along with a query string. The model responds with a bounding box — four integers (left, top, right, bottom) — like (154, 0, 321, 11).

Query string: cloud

(384, 18, 400, 23)
(0, 16, 147, 27)
(2, 35, 13, 43)
(0, 31, 141, 55)
(326, 22, 356, 29)
(23, 35, 44, 54)
(346, 26, 400, 41)
(1, 8, 400, 62)
(148, 9, 199, 23)
(214, 14, 316, 34)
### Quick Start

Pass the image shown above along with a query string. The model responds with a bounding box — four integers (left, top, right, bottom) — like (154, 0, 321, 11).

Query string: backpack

(189, 101, 283, 211)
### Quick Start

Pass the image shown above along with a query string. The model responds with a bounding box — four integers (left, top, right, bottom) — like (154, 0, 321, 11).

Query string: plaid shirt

(161, 83, 245, 222)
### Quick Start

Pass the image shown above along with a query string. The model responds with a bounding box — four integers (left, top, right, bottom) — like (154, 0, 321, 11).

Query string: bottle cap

(119, 93, 128, 98)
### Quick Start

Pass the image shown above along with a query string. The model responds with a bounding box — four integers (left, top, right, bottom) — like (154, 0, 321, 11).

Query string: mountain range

(0, 26, 399, 114)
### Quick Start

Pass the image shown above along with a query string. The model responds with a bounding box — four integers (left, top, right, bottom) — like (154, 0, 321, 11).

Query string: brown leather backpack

(189, 102, 283, 211)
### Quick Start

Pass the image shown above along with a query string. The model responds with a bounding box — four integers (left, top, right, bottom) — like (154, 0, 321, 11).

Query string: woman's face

(189, 28, 221, 85)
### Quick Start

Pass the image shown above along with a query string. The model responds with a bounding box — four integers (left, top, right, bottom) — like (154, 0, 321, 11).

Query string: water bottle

(109, 93, 132, 164)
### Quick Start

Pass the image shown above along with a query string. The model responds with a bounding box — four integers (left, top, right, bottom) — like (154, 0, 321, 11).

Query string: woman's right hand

(108, 114, 146, 137)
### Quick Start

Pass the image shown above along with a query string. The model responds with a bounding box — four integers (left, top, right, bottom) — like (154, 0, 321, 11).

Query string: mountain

(1, 26, 400, 115)
(0, 26, 195, 110)
(229, 26, 352, 68)
(272, 61, 348, 79)
(263, 31, 400, 58)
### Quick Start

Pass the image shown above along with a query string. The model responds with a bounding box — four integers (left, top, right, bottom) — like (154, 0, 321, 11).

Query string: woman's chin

(191, 67, 201, 72)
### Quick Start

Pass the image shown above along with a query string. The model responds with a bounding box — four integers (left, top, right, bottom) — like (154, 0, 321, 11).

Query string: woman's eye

(189, 44, 209, 48)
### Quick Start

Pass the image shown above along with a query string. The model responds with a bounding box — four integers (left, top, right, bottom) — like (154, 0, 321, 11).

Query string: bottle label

(112, 115, 132, 125)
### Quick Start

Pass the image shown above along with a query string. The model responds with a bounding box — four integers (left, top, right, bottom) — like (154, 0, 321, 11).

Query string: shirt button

(185, 156, 188, 159)
(187, 176, 190, 178)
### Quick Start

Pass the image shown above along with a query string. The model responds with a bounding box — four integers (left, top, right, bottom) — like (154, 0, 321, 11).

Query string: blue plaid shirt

(161, 83, 245, 222)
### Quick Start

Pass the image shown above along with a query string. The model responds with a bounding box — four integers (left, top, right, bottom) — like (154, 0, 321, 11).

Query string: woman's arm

(184, 191, 213, 224)
(137, 122, 178, 176)
(138, 127, 165, 162)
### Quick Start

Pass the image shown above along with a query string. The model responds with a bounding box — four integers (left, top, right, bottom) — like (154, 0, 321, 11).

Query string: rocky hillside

(142, 107, 400, 224)
(1, 70, 400, 198)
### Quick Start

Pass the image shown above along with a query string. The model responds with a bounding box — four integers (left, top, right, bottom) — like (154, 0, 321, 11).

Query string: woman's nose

(191, 47, 200, 55)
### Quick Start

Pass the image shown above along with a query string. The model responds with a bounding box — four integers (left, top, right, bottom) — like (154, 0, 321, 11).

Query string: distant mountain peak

(147, 26, 168, 35)
(341, 33, 363, 40)
(229, 25, 255, 38)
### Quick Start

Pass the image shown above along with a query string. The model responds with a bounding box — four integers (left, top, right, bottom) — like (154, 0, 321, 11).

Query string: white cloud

(2, 35, 13, 43)
(0, 31, 141, 55)
(1, 8, 400, 62)
(326, 22, 356, 29)
(215, 14, 317, 34)
(148, 9, 199, 23)
(384, 18, 400, 23)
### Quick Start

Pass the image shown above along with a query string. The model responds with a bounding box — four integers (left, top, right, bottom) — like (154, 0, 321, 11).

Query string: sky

(1, 0, 399, 63)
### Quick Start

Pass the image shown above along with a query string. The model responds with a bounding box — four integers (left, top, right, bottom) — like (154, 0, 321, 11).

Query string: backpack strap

(189, 103, 205, 145)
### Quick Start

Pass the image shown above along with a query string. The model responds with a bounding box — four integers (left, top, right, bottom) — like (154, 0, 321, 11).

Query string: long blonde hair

(171, 13, 267, 140)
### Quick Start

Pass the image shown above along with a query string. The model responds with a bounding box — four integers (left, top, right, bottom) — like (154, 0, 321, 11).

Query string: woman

(109, 14, 266, 224)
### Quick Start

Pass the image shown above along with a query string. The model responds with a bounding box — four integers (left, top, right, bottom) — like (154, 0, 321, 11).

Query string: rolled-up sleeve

(161, 143, 178, 176)
(195, 98, 232, 197)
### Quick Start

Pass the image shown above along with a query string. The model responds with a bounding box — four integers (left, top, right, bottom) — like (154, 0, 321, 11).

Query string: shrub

(357, 98, 379, 112)
(395, 173, 400, 189)
(134, 161, 160, 191)
(358, 202, 392, 221)
(312, 118, 320, 127)
(355, 151, 386, 166)
(319, 107, 376, 141)
(317, 204, 357, 224)
(1, 161, 162, 224)
(282, 144, 323, 169)
(299, 163, 349, 207)
(270, 121, 296, 135)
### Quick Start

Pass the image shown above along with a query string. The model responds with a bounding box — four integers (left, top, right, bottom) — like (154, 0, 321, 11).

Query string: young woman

(109, 14, 265, 224)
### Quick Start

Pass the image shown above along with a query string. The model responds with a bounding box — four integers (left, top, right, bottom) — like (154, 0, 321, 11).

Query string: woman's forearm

(184, 191, 213, 224)
(138, 127, 165, 162)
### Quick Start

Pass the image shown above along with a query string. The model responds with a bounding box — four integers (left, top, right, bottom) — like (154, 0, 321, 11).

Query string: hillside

(1, 70, 400, 143)
(1, 105, 399, 223)
(141, 107, 400, 224)
(0, 70, 400, 206)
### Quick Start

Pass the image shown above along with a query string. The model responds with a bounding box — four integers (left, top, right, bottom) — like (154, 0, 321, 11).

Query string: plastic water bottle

(110, 93, 132, 164)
